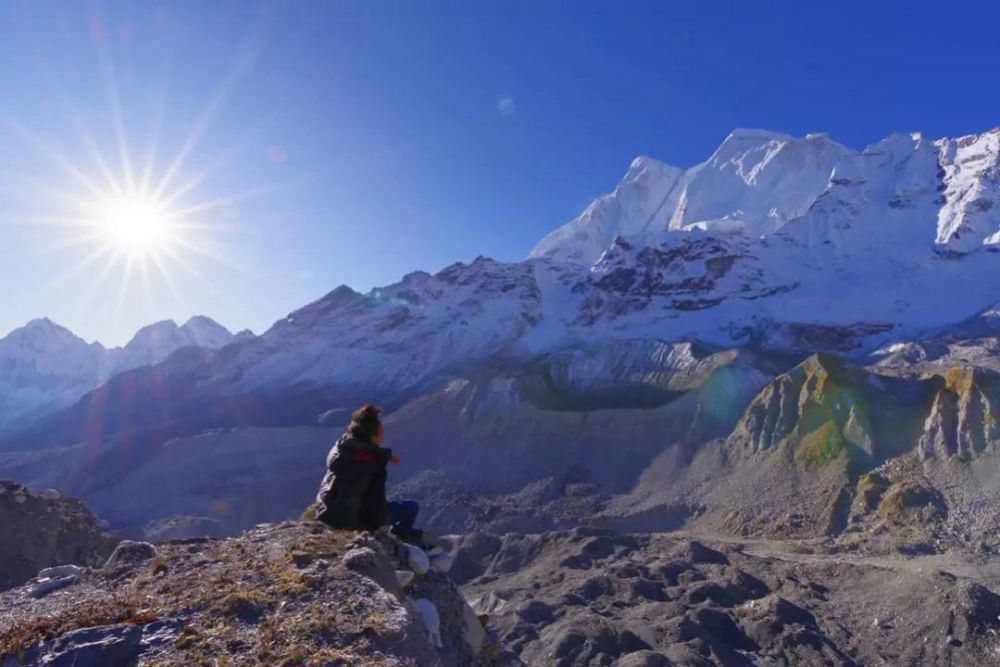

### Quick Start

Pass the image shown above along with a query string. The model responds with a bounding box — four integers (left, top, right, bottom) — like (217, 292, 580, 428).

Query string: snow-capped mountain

(0, 319, 108, 431)
(13, 125, 997, 423)
(0, 316, 247, 431)
(201, 126, 1000, 399)
(530, 129, 851, 264)
(111, 316, 240, 372)
(532, 127, 1000, 262)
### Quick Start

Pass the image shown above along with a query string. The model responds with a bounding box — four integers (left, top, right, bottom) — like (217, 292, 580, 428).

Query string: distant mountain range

(3, 125, 1000, 545)
(0, 315, 252, 432)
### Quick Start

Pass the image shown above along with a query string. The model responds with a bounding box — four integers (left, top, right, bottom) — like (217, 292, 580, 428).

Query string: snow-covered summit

(532, 126, 1000, 264)
(112, 316, 237, 371)
(666, 129, 849, 237)
(180, 316, 236, 348)
(0, 319, 109, 429)
(0, 318, 105, 369)
(530, 129, 851, 265)
(529, 156, 684, 265)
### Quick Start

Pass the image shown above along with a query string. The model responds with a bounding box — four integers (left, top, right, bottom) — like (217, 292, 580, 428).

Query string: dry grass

(0, 523, 418, 666)
(0, 594, 144, 660)
(150, 554, 170, 576)
(216, 590, 269, 621)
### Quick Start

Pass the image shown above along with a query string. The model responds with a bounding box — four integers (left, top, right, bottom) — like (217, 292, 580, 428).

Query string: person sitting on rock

(315, 404, 424, 544)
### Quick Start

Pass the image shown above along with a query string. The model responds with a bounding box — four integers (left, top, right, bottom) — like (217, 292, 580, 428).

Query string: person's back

(314, 403, 452, 573)
(315, 404, 392, 531)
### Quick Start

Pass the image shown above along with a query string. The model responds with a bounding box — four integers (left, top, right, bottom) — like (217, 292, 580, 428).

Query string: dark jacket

(315, 431, 393, 531)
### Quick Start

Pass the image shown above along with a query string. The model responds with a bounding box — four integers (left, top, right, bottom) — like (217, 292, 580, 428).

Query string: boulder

(104, 541, 158, 570)
(341, 545, 399, 593)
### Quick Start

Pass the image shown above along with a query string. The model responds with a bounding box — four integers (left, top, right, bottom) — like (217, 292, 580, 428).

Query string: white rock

(412, 598, 442, 648)
(430, 553, 455, 574)
(37, 564, 87, 580)
(38, 489, 63, 500)
(30, 575, 78, 598)
(407, 544, 430, 576)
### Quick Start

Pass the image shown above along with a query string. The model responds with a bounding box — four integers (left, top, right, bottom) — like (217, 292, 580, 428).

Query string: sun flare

(86, 192, 173, 258)
(5, 13, 266, 316)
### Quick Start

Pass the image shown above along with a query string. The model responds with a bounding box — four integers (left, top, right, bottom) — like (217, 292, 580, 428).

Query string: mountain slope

(203, 125, 1000, 403)
(10, 125, 1000, 435)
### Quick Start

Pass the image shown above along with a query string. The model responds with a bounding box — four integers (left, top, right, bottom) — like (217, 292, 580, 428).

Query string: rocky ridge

(0, 521, 497, 667)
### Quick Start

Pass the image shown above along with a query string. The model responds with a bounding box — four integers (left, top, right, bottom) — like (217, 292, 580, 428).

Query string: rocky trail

(677, 531, 1000, 584)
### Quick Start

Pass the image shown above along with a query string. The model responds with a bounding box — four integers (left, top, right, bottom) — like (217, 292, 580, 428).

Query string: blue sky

(1, 1, 999, 345)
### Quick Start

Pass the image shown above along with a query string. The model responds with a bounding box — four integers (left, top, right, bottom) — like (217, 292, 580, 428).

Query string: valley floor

(456, 529, 1000, 666)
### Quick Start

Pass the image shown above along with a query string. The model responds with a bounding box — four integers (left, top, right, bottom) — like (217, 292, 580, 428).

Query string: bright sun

(90, 193, 173, 258)
(11, 20, 256, 306)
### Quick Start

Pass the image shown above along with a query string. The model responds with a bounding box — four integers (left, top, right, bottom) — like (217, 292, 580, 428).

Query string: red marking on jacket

(351, 451, 377, 463)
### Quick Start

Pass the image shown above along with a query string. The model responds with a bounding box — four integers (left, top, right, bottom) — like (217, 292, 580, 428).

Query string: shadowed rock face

(0, 481, 116, 591)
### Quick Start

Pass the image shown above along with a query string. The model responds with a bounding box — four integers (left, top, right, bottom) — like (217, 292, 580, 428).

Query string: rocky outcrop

(727, 354, 926, 469)
(0, 481, 116, 591)
(918, 368, 1000, 460)
(0, 521, 494, 666)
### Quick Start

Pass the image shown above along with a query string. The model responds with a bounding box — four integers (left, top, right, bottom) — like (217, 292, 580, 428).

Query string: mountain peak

(106, 316, 235, 376)
(528, 154, 684, 264)
(182, 315, 222, 329)
(16, 317, 76, 337)
(531, 127, 862, 265)
(133, 319, 180, 335)
(179, 316, 233, 347)
(627, 154, 678, 173)
(724, 127, 794, 143)
(1, 318, 97, 353)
